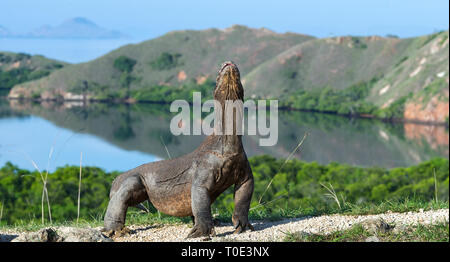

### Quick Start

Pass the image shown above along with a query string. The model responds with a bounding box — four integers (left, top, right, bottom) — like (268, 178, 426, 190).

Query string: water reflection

(1, 99, 448, 171)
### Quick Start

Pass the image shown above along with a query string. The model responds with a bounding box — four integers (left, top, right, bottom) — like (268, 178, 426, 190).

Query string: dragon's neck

(211, 99, 244, 155)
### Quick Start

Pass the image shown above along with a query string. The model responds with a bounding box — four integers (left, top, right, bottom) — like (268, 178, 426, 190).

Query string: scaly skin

(104, 61, 254, 238)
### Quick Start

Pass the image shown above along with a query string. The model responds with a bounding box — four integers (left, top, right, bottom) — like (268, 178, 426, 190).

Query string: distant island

(0, 17, 129, 39)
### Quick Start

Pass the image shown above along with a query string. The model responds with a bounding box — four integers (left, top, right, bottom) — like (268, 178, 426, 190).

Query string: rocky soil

(1, 208, 448, 242)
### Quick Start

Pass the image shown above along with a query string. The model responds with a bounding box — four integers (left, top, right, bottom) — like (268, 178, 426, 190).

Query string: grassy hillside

(7, 28, 449, 122)
(243, 36, 412, 96)
(9, 25, 313, 100)
(367, 31, 449, 109)
(244, 31, 449, 122)
(244, 32, 448, 100)
(0, 52, 67, 95)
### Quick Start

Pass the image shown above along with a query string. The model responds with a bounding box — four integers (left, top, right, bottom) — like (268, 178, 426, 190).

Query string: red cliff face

(404, 93, 449, 124)
(403, 87, 449, 156)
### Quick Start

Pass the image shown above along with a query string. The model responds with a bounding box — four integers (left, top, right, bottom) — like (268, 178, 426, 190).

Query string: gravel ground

(1, 209, 448, 242)
(114, 208, 449, 242)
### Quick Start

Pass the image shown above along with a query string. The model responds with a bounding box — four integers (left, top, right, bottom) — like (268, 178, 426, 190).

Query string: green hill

(244, 31, 449, 122)
(0, 52, 67, 95)
(8, 25, 312, 100)
(7, 27, 449, 123)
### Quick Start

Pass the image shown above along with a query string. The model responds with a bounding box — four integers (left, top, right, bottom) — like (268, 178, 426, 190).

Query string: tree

(113, 56, 137, 73)
(113, 56, 137, 99)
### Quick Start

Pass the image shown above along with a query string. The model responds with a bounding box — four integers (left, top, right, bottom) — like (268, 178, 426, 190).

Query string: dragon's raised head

(214, 61, 244, 102)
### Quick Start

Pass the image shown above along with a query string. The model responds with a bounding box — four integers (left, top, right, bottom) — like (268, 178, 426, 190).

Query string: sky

(1, 0, 449, 40)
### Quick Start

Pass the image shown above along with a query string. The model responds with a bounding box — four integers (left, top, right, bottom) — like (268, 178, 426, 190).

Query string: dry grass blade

(77, 152, 83, 224)
(250, 192, 288, 211)
(41, 179, 53, 223)
(42, 144, 55, 224)
(433, 168, 438, 204)
(160, 135, 172, 159)
(3, 120, 80, 225)
(320, 182, 341, 209)
(0, 201, 3, 224)
(6, 149, 49, 223)
(257, 132, 308, 205)
(53, 127, 85, 164)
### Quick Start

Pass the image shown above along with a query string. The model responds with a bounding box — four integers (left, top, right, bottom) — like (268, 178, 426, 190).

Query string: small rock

(12, 228, 61, 242)
(12, 227, 112, 242)
(359, 218, 394, 234)
(365, 236, 380, 242)
(57, 227, 112, 242)
(393, 224, 408, 234)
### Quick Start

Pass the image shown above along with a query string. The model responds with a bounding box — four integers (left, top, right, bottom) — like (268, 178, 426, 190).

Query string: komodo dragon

(104, 61, 254, 238)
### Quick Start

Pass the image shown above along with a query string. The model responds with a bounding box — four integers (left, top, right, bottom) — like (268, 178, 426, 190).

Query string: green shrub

(113, 56, 137, 73)
(130, 79, 215, 102)
(375, 94, 411, 119)
(0, 157, 447, 224)
(149, 52, 182, 70)
(282, 77, 379, 116)
(0, 68, 51, 90)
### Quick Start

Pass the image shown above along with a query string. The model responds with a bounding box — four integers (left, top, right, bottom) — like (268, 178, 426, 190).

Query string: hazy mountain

(0, 25, 12, 37)
(2, 17, 128, 39)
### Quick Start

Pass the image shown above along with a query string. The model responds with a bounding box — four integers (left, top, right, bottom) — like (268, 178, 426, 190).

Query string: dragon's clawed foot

(187, 221, 216, 238)
(232, 217, 254, 234)
(101, 226, 130, 238)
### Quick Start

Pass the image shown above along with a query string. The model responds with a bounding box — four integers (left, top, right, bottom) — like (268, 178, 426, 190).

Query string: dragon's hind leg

(104, 174, 147, 233)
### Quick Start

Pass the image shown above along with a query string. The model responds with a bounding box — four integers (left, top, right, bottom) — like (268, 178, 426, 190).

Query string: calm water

(0, 100, 448, 172)
(0, 38, 142, 63)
